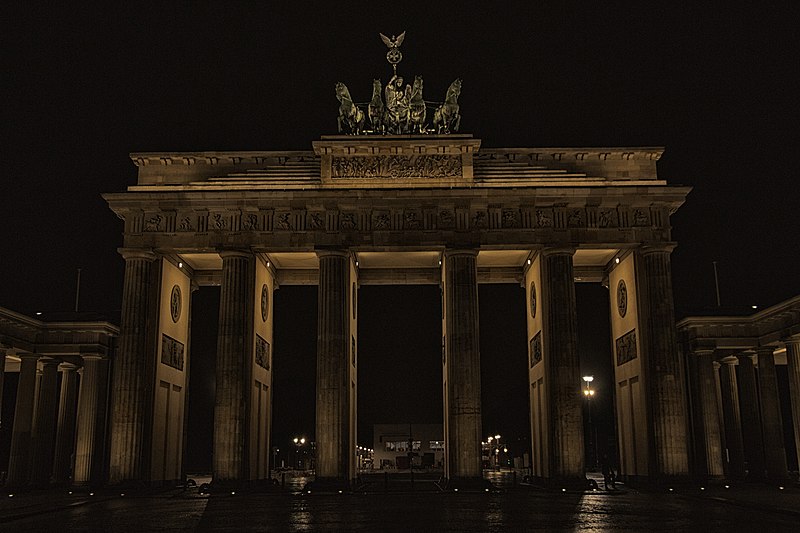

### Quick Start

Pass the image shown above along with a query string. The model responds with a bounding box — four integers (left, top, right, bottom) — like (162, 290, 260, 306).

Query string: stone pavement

(1, 476, 798, 532)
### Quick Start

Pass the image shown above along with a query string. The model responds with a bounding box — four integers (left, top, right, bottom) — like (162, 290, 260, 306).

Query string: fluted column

(0, 349, 6, 428)
(755, 347, 789, 480)
(74, 355, 104, 486)
(6, 353, 40, 487)
(694, 350, 724, 478)
(52, 364, 79, 484)
(443, 249, 482, 481)
(316, 250, 352, 482)
(719, 358, 745, 478)
(109, 249, 158, 484)
(785, 339, 800, 473)
(30, 360, 60, 486)
(541, 248, 583, 481)
(635, 244, 689, 478)
(737, 353, 765, 479)
(213, 250, 254, 483)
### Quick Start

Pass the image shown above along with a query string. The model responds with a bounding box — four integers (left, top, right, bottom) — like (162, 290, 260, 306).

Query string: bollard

(410, 468, 415, 491)
(384, 471, 389, 493)
(513, 471, 517, 486)
(281, 472, 285, 488)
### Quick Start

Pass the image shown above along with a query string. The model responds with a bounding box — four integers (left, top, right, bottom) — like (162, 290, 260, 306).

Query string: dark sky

(3, 3, 799, 467)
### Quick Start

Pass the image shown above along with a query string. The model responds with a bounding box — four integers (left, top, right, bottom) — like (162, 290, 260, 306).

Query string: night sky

(3, 3, 799, 469)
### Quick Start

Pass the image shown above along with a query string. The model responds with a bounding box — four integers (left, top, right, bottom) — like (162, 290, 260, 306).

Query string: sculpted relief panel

(331, 155, 462, 179)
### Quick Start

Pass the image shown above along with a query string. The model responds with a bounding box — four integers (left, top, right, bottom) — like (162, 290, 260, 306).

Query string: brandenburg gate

(104, 131, 691, 489)
(101, 33, 692, 490)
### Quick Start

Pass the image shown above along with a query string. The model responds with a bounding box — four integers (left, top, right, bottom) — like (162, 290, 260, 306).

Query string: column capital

(80, 354, 104, 362)
(721, 355, 739, 366)
(218, 248, 253, 260)
(59, 362, 80, 372)
(118, 248, 157, 261)
(783, 336, 800, 348)
(754, 346, 776, 356)
(17, 352, 40, 362)
(315, 248, 349, 259)
(540, 246, 576, 257)
(638, 242, 677, 255)
(443, 248, 479, 259)
(40, 358, 62, 369)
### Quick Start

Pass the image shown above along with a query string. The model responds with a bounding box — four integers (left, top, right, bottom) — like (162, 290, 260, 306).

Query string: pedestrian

(601, 453, 615, 490)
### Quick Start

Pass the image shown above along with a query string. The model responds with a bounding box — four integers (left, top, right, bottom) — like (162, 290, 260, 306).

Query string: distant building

(373, 424, 443, 470)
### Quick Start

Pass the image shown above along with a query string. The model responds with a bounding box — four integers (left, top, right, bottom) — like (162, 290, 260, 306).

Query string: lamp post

(293, 437, 306, 470)
(582, 376, 596, 469)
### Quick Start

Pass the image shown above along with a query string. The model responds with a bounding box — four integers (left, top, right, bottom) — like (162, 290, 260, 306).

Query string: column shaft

(541, 249, 583, 480)
(30, 360, 60, 486)
(316, 251, 352, 482)
(213, 251, 254, 482)
(719, 359, 745, 478)
(53, 366, 79, 484)
(695, 351, 724, 477)
(737, 354, 765, 478)
(6, 354, 40, 487)
(635, 245, 689, 477)
(74, 356, 104, 485)
(109, 250, 158, 484)
(786, 339, 800, 472)
(443, 250, 482, 481)
(756, 347, 789, 480)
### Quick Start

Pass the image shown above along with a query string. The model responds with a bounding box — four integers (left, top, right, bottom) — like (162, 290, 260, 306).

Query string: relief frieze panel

(331, 155, 462, 179)
(616, 329, 637, 366)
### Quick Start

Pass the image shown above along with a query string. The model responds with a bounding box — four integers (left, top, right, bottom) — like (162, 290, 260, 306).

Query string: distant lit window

(429, 441, 444, 450)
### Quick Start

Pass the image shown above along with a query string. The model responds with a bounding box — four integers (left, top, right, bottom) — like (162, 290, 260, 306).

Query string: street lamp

(582, 376, 597, 469)
(293, 437, 306, 470)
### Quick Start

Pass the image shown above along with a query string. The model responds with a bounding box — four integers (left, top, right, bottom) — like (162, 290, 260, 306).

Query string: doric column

(736, 353, 765, 479)
(540, 247, 583, 481)
(442, 249, 482, 482)
(52, 364, 79, 484)
(696, 350, 725, 477)
(213, 250, 254, 483)
(755, 347, 789, 480)
(74, 355, 105, 486)
(719, 358, 745, 478)
(30, 359, 60, 486)
(785, 338, 800, 473)
(109, 249, 158, 484)
(635, 244, 689, 477)
(315, 250, 354, 484)
(6, 353, 40, 487)
(0, 349, 6, 427)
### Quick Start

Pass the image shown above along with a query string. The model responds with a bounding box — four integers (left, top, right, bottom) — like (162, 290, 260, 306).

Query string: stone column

(736, 353, 765, 479)
(315, 250, 353, 485)
(6, 353, 40, 487)
(635, 244, 689, 478)
(694, 350, 724, 478)
(0, 349, 6, 428)
(755, 347, 789, 480)
(30, 359, 60, 486)
(213, 250, 254, 483)
(719, 358, 745, 478)
(74, 355, 104, 486)
(442, 249, 482, 483)
(52, 364, 79, 484)
(540, 248, 583, 482)
(785, 338, 800, 473)
(109, 249, 158, 484)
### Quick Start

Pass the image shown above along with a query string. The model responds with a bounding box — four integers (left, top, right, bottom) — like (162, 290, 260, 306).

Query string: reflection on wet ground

(4, 473, 799, 532)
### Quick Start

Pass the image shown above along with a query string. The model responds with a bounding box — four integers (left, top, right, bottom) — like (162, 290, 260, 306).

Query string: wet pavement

(2, 474, 799, 532)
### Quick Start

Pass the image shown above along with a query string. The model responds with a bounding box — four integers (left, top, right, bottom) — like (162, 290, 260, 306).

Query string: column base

(302, 477, 353, 493)
(438, 476, 494, 493)
(526, 475, 593, 492)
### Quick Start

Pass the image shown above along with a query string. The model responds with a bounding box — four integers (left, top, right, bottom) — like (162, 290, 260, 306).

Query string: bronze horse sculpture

(335, 82, 365, 134)
(368, 79, 385, 134)
(433, 78, 462, 134)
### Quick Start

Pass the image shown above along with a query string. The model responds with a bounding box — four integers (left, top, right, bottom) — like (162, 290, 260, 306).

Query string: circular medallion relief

(529, 282, 537, 318)
(170, 285, 181, 323)
(617, 280, 628, 318)
(261, 284, 269, 322)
